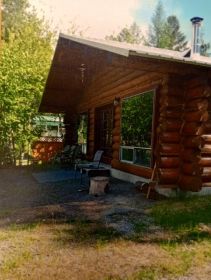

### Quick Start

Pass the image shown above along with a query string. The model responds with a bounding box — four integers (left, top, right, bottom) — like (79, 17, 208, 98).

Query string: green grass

(2, 250, 32, 273)
(150, 195, 211, 243)
(134, 268, 159, 280)
(9, 223, 39, 232)
(0, 210, 13, 218)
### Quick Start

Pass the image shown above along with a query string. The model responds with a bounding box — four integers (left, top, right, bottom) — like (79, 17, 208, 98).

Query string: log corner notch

(156, 74, 211, 193)
(156, 74, 185, 191)
(179, 77, 211, 192)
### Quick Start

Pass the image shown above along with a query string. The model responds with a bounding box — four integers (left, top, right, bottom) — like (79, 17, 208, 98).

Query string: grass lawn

(0, 168, 211, 280)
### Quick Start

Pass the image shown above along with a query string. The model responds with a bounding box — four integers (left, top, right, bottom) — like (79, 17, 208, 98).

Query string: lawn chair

(74, 150, 104, 183)
(53, 145, 81, 165)
(52, 145, 70, 163)
(60, 144, 82, 165)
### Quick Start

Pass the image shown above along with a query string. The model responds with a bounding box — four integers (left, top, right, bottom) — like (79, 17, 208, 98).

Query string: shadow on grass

(1, 190, 211, 247)
(53, 219, 122, 246)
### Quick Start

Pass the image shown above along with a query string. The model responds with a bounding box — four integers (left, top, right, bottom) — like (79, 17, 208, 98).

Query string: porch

(0, 166, 153, 233)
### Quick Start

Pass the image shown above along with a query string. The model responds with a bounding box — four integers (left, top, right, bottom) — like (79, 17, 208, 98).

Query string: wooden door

(95, 104, 113, 163)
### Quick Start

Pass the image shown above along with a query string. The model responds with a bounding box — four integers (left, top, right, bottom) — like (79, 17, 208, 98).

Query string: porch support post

(64, 112, 78, 146)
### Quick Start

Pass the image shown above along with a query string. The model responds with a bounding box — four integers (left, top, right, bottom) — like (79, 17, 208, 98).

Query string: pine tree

(147, 1, 187, 51)
(165, 15, 188, 51)
(147, 1, 166, 48)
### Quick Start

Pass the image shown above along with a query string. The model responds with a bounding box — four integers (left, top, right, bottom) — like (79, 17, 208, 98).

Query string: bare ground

(0, 167, 210, 280)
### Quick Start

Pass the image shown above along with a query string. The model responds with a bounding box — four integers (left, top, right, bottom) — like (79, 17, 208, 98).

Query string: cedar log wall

(74, 64, 211, 191)
(77, 65, 164, 179)
(157, 75, 184, 189)
(155, 74, 211, 191)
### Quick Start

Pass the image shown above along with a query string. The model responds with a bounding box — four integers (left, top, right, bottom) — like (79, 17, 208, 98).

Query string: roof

(39, 33, 211, 113)
(60, 33, 211, 68)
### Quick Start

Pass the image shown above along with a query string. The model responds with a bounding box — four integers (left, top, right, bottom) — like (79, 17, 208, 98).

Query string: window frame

(120, 88, 157, 168)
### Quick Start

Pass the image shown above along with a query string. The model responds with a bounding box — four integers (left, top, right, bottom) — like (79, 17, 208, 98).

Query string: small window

(121, 90, 154, 167)
(78, 113, 88, 154)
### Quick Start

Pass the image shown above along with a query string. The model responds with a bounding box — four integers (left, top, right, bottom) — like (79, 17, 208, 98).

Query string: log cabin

(39, 18, 211, 196)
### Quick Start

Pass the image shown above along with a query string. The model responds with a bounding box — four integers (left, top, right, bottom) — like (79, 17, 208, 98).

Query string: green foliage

(200, 42, 210, 56)
(77, 114, 88, 145)
(0, 0, 54, 165)
(106, 22, 143, 44)
(147, 1, 187, 51)
(200, 30, 211, 56)
(147, 1, 166, 48)
(150, 195, 211, 242)
(165, 15, 188, 51)
(121, 92, 154, 147)
(2, 0, 29, 42)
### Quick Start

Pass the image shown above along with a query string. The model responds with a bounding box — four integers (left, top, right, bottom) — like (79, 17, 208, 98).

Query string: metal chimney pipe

(190, 17, 204, 57)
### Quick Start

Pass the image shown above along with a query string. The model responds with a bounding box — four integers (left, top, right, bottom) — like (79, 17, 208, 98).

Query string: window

(77, 113, 88, 154)
(121, 90, 154, 167)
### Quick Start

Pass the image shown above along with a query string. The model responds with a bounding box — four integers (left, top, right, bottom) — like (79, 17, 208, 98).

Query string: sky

(29, 0, 211, 44)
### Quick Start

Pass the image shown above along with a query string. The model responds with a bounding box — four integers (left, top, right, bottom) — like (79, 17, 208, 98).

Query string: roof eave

(129, 50, 211, 68)
(59, 33, 130, 57)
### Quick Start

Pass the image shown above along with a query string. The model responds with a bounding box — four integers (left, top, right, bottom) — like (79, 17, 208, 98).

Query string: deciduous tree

(0, 0, 54, 165)
(106, 22, 143, 44)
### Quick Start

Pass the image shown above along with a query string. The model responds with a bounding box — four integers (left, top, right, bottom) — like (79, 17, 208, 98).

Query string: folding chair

(74, 150, 104, 184)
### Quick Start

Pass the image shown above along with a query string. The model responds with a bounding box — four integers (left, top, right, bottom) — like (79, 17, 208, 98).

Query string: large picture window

(121, 90, 155, 167)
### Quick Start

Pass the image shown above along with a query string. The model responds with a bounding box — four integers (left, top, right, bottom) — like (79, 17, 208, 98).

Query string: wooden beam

(111, 55, 208, 76)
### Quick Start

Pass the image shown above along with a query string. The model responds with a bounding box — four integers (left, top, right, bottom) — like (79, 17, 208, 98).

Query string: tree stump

(89, 176, 109, 195)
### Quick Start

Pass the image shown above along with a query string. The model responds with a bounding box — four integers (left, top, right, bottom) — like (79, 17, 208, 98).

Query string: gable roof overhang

(39, 34, 211, 113)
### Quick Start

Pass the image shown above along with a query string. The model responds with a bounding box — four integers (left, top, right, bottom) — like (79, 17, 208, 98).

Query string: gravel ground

(0, 167, 154, 232)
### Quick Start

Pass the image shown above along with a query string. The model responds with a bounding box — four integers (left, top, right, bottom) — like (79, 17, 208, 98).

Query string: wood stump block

(89, 176, 109, 195)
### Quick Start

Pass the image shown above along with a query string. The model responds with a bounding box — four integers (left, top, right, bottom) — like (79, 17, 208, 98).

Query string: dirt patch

(0, 167, 211, 280)
(0, 167, 154, 232)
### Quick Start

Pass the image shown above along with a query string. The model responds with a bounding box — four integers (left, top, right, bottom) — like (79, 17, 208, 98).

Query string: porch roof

(39, 34, 211, 113)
